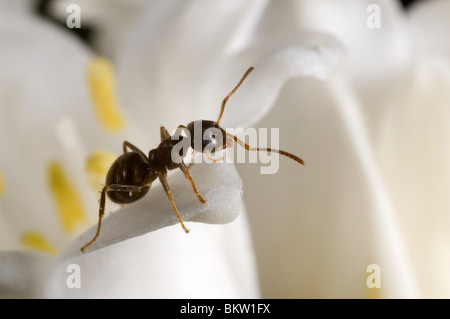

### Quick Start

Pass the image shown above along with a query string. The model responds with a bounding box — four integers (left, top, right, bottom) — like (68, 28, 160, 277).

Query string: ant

(80, 66, 305, 252)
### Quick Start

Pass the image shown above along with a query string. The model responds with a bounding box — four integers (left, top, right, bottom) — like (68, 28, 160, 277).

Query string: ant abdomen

(105, 152, 153, 204)
(186, 120, 227, 154)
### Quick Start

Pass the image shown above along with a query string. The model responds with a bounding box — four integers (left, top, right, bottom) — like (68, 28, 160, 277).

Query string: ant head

(186, 120, 228, 154)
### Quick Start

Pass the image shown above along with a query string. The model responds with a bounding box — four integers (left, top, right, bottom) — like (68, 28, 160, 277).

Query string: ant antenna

(217, 66, 255, 124)
(227, 133, 305, 166)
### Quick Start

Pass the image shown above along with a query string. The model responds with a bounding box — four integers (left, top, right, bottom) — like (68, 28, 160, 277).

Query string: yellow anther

(87, 57, 125, 132)
(20, 231, 58, 255)
(86, 149, 116, 191)
(367, 286, 381, 299)
(0, 169, 4, 196)
(48, 161, 87, 232)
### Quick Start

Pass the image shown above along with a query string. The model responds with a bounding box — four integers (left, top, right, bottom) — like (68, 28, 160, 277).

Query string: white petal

(0, 251, 53, 298)
(0, 14, 94, 249)
(290, 0, 413, 85)
(0, 0, 34, 14)
(48, 0, 149, 56)
(115, 1, 342, 136)
(116, 1, 272, 139)
(216, 32, 344, 128)
(377, 57, 450, 298)
(59, 162, 243, 259)
(237, 72, 418, 298)
(45, 201, 258, 298)
(408, 0, 450, 58)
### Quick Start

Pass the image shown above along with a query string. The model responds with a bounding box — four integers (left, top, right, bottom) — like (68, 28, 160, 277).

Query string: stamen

(20, 231, 58, 255)
(87, 57, 125, 132)
(367, 286, 381, 299)
(0, 169, 4, 196)
(85, 149, 115, 191)
(48, 161, 87, 232)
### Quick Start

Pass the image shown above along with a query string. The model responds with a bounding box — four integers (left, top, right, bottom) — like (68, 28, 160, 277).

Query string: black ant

(80, 66, 305, 252)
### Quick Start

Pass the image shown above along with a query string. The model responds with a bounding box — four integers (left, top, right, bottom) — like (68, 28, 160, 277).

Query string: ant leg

(157, 171, 190, 233)
(204, 136, 233, 163)
(80, 183, 148, 252)
(178, 161, 206, 204)
(186, 151, 196, 169)
(80, 184, 109, 252)
(205, 152, 224, 163)
(123, 141, 148, 160)
(175, 125, 196, 168)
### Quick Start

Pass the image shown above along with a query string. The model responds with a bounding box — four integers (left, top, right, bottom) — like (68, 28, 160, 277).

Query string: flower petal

(48, 0, 148, 55)
(0, 250, 52, 298)
(408, 0, 450, 58)
(59, 162, 243, 260)
(377, 57, 450, 298)
(236, 71, 420, 298)
(45, 206, 258, 298)
(291, 0, 413, 85)
(0, 13, 94, 250)
(216, 32, 344, 128)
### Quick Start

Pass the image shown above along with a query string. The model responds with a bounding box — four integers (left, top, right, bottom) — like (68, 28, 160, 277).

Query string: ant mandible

(80, 66, 305, 252)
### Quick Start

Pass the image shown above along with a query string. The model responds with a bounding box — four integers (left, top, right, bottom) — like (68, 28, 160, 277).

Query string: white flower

(225, 0, 450, 298)
(0, 1, 256, 298)
(2, 0, 449, 299)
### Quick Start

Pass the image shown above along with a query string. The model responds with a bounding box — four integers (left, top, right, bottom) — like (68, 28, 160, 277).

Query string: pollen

(367, 286, 381, 299)
(86, 149, 115, 191)
(87, 57, 125, 132)
(0, 169, 4, 196)
(20, 231, 58, 255)
(48, 161, 87, 233)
